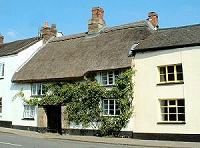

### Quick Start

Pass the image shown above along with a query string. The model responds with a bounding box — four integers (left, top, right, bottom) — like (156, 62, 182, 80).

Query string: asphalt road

(0, 132, 155, 148)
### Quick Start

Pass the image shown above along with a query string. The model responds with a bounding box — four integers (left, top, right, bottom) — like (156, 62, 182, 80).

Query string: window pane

(178, 107, 185, 113)
(37, 84, 42, 95)
(31, 84, 37, 95)
(103, 100, 108, 110)
(178, 114, 185, 121)
(109, 104, 114, 109)
(108, 72, 113, 85)
(109, 100, 114, 105)
(114, 70, 120, 78)
(160, 100, 167, 106)
(101, 72, 107, 85)
(103, 100, 108, 105)
(103, 109, 108, 115)
(177, 73, 183, 81)
(169, 107, 176, 113)
(162, 114, 168, 121)
(176, 65, 183, 73)
(109, 110, 114, 115)
(160, 75, 166, 82)
(168, 74, 175, 81)
(178, 100, 185, 106)
(159, 67, 166, 74)
(167, 66, 174, 73)
(169, 100, 176, 105)
(169, 114, 177, 121)
(24, 105, 35, 118)
(41, 84, 46, 95)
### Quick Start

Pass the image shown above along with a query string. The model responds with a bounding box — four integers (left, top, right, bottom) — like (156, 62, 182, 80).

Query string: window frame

(0, 63, 4, 79)
(158, 64, 183, 84)
(23, 105, 35, 120)
(102, 99, 120, 116)
(159, 98, 185, 124)
(31, 83, 45, 96)
(100, 70, 120, 86)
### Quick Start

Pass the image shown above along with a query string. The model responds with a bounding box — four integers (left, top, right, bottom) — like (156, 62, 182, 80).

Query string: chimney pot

(0, 35, 4, 47)
(148, 12, 159, 29)
(88, 7, 106, 34)
(40, 22, 57, 42)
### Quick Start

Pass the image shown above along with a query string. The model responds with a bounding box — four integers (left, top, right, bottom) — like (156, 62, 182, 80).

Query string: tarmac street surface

(0, 132, 153, 148)
(0, 127, 200, 148)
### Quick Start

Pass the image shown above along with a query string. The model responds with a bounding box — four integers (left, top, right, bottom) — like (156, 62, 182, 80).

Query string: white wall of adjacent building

(0, 40, 43, 127)
(133, 46, 200, 134)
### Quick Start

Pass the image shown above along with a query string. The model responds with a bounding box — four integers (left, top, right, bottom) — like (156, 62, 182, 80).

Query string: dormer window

(31, 83, 46, 96)
(100, 70, 120, 86)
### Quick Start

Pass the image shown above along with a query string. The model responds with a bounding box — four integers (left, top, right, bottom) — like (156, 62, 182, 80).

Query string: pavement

(0, 127, 200, 148)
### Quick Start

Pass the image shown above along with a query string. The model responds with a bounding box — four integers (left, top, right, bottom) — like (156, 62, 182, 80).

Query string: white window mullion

(166, 66, 168, 82)
(174, 65, 177, 82)
(114, 100, 116, 115)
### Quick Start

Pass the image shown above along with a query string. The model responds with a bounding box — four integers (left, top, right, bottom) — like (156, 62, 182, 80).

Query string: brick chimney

(148, 12, 159, 29)
(40, 22, 57, 42)
(0, 35, 4, 47)
(88, 7, 106, 34)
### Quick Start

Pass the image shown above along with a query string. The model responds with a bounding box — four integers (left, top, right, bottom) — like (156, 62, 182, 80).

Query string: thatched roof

(0, 37, 40, 57)
(132, 24, 200, 55)
(12, 21, 153, 83)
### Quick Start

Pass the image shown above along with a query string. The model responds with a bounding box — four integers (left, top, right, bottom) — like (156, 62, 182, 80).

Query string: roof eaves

(131, 42, 200, 56)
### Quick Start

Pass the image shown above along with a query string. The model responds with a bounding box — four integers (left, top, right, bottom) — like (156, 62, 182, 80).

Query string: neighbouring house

(0, 23, 59, 129)
(130, 24, 200, 141)
(12, 7, 156, 135)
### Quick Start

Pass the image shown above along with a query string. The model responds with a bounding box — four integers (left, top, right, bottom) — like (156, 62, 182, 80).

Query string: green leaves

(21, 69, 134, 136)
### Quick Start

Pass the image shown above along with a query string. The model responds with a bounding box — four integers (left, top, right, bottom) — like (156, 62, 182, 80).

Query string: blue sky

(0, 0, 200, 42)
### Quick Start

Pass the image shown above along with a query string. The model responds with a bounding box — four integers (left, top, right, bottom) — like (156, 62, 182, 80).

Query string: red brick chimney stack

(40, 22, 57, 42)
(148, 12, 159, 29)
(0, 35, 4, 47)
(88, 7, 106, 34)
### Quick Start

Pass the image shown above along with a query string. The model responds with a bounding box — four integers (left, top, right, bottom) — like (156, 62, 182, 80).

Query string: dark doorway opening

(46, 105, 62, 134)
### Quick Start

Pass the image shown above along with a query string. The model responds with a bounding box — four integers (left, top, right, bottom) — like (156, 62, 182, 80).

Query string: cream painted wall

(133, 46, 200, 134)
(0, 40, 43, 126)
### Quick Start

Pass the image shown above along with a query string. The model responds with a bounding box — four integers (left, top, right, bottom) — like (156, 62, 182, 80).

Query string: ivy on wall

(15, 69, 134, 136)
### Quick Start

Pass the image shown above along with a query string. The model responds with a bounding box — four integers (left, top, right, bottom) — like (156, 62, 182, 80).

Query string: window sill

(22, 118, 35, 121)
(157, 121, 186, 124)
(30, 95, 45, 97)
(102, 115, 119, 117)
(157, 81, 184, 86)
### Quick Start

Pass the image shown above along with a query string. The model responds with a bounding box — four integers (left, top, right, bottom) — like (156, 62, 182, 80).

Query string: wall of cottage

(0, 40, 43, 127)
(133, 46, 200, 134)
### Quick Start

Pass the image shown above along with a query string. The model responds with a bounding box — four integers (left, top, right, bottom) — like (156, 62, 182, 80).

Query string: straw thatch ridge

(0, 37, 40, 57)
(12, 21, 153, 83)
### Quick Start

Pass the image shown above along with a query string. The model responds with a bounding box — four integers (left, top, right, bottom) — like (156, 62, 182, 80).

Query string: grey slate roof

(133, 24, 200, 54)
(12, 21, 153, 83)
(0, 37, 40, 57)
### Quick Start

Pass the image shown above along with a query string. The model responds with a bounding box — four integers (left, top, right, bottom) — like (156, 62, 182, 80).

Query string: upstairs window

(100, 70, 120, 86)
(160, 99, 185, 123)
(102, 99, 120, 116)
(159, 64, 183, 83)
(31, 83, 46, 96)
(23, 105, 35, 119)
(0, 63, 4, 78)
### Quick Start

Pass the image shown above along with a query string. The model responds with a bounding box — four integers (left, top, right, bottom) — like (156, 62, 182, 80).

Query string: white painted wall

(0, 40, 43, 127)
(133, 46, 200, 134)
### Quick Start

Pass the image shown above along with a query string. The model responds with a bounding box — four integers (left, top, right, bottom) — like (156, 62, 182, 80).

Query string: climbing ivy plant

(16, 69, 134, 136)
